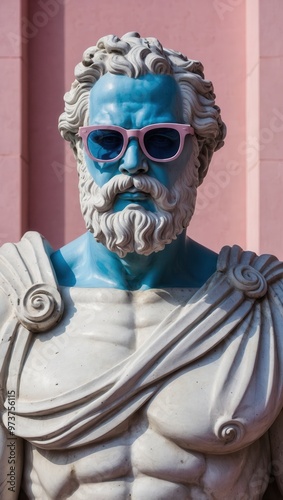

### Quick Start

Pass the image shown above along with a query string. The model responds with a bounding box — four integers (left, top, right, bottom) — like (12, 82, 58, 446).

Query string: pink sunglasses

(79, 123, 194, 163)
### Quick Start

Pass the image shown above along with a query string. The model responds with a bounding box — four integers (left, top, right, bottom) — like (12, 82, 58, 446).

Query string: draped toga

(1, 232, 283, 451)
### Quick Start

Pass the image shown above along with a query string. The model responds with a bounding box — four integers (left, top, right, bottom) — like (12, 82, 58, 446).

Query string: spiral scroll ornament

(17, 284, 64, 332)
(228, 264, 267, 298)
(215, 417, 246, 445)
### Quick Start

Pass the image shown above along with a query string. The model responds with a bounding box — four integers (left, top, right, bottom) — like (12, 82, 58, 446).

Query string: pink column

(246, 0, 283, 257)
(0, 0, 28, 244)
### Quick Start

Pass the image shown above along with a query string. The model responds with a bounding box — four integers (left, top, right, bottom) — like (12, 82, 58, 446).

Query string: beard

(76, 143, 199, 258)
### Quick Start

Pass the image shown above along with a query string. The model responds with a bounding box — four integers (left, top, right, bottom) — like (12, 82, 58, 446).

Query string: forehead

(88, 73, 183, 126)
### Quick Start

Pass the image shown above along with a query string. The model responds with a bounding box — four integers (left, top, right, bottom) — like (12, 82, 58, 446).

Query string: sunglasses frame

(78, 123, 194, 163)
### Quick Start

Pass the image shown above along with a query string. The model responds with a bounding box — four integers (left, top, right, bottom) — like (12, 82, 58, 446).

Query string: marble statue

(1, 32, 283, 499)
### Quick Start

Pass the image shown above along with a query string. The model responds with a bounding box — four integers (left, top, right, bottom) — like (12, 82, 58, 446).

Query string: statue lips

(117, 188, 150, 201)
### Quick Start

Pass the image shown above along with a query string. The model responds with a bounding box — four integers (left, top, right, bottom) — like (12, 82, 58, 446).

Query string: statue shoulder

(0, 232, 64, 431)
(217, 244, 283, 294)
(0, 230, 57, 286)
(0, 231, 64, 332)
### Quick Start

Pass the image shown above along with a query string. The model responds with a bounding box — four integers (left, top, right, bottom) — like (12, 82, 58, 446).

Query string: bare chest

(19, 287, 195, 399)
(18, 286, 274, 454)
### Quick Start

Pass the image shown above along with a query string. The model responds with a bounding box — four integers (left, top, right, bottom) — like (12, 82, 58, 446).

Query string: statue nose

(118, 139, 148, 175)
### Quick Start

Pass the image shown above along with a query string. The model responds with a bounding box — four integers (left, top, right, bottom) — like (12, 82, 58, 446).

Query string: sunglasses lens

(87, 129, 124, 161)
(144, 128, 180, 160)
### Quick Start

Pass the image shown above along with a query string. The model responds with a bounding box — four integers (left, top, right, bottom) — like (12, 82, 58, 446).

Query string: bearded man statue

(0, 32, 282, 500)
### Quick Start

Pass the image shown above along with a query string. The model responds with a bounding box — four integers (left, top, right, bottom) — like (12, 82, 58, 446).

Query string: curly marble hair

(59, 32, 226, 185)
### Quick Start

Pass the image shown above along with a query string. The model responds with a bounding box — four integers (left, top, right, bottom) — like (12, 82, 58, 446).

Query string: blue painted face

(84, 73, 193, 211)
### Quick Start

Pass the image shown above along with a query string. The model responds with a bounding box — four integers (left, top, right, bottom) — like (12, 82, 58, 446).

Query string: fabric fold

(0, 232, 283, 451)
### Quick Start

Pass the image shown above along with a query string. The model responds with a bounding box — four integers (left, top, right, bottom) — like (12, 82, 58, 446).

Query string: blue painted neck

(51, 231, 218, 291)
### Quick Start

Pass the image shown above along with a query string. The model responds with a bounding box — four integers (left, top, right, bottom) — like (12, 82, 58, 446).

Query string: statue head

(58, 32, 226, 257)
(59, 31, 226, 186)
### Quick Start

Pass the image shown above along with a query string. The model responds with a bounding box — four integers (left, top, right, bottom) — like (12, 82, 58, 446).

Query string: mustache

(91, 174, 177, 212)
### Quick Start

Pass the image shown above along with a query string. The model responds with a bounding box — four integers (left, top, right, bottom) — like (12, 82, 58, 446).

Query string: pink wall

(0, 0, 28, 244)
(0, 0, 283, 258)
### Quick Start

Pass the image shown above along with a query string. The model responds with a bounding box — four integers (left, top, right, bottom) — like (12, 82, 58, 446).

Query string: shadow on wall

(27, 0, 66, 248)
